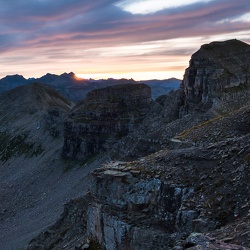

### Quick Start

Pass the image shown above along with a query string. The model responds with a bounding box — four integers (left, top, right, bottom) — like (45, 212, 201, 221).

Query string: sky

(0, 0, 250, 80)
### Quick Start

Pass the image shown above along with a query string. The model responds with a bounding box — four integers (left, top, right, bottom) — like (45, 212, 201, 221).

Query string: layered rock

(86, 163, 196, 250)
(63, 84, 152, 160)
(182, 39, 250, 107)
(85, 129, 250, 249)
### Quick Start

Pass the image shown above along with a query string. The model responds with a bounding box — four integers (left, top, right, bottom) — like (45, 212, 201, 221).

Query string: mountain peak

(201, 39, 249, 49)
(60, 72, 76, 78)
(2, 74, 26, 81)
(183, 39, 250, 105)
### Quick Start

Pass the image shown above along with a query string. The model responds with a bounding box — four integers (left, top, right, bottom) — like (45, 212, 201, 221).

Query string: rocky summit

(63, 83, 152, 161)
(182, 39, 250, 107)
(1, 40, 250, 250)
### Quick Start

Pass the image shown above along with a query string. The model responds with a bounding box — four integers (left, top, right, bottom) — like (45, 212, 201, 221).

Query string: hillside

(0, 84, 108, 250)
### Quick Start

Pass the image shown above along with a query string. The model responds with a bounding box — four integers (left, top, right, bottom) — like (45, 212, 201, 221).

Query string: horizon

(0, 71, 182, 81)
(0, 1, 250, 80)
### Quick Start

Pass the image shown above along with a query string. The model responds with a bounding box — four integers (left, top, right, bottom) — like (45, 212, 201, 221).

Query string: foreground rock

(28, 131, 250, 249)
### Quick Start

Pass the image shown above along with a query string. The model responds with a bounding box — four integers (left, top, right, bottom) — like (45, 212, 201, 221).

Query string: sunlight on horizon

(76, 71, 184, 81)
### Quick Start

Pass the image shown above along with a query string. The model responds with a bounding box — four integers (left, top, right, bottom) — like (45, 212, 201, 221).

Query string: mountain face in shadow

(63, 84, 153, 161)
(0, 74, 29, 92)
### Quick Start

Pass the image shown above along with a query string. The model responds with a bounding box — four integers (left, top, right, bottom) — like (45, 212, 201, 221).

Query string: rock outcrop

(27, 198, 89, 250)
(63, 84, 152, 161)
(182, 39, 250, 109)
(85, 126, 250, 249)
(86, 163, 196, 250)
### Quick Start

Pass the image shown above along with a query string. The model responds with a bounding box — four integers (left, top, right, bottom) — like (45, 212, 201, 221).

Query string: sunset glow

(0, 0, 249, 80)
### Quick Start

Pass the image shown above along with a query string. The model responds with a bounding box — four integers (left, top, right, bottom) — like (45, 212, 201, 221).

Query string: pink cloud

(0, 0, 249, 79)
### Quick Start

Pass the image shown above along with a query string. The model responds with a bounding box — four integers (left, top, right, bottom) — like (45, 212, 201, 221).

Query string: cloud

(115, 0, 215, 14)
(0, 0, 249, 79)
(1, 0, 249, 48)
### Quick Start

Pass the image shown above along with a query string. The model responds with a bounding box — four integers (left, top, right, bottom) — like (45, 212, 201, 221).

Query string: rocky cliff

(85, 131, 250, 249)
(110, 40, 250, 160)
(181, 39, 250, 110)
(62, 84, 152, 161)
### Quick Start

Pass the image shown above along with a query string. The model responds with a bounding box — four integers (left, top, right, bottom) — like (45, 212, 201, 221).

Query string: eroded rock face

(182, 39, 250, 106)
(85, 163, 198, 250)
(62, 84, 152, 160)
(85, 130, 250, 249)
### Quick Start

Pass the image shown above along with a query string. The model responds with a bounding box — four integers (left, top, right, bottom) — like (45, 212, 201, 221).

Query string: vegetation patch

(176, 115, 224, 139)
(0, 131, 44, 162)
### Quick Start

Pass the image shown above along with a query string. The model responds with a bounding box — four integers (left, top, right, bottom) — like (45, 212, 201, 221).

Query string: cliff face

(85, 135, 250, 249)
(62, 84, 152, 160)
(86, 164, 196, 250)
(182, 39, 250, 106)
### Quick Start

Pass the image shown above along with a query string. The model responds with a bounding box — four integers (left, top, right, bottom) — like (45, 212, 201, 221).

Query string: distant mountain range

(0, 72, 181, 101)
